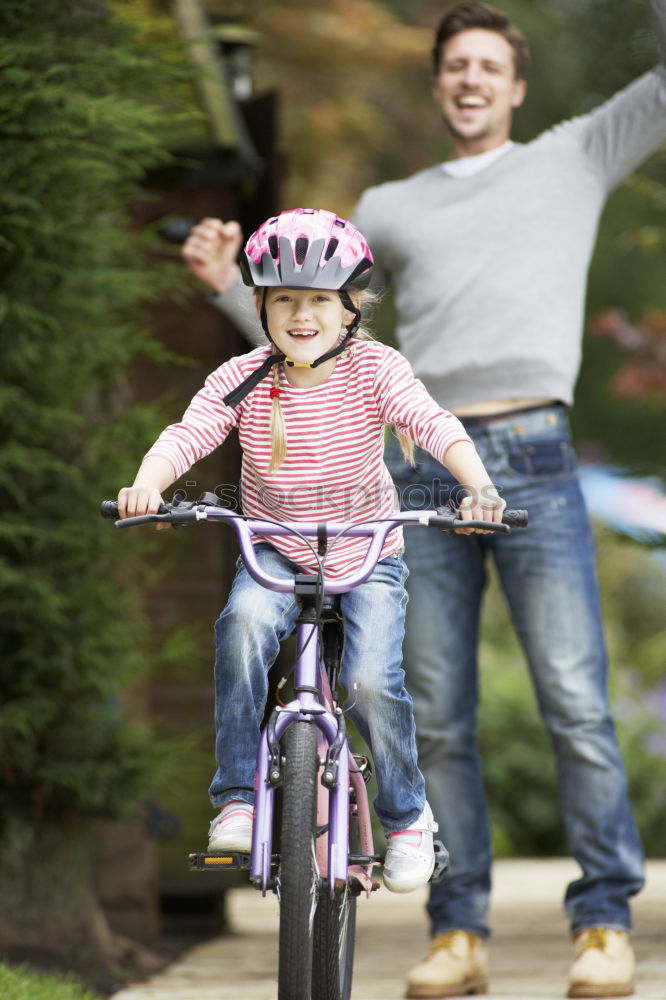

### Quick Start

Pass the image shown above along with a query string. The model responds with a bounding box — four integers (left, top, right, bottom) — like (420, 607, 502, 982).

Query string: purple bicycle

(101, 495, 527, 999)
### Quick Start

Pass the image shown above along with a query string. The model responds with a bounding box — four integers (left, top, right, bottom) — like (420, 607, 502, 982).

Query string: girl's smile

(261, 287, 356, 386)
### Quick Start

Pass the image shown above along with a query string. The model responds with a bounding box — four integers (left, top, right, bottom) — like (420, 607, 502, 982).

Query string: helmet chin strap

(307, 290, 361, 368)
(223, 289, 361, 407)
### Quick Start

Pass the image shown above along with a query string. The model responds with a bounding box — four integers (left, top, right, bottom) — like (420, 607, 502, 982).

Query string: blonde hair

(268, 361, 287, 471)
(260, 288, 415, 471)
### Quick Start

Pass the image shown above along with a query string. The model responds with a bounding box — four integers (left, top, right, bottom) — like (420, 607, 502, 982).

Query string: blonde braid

(396, 429, 415, 467)
(268, 360, 287, 472)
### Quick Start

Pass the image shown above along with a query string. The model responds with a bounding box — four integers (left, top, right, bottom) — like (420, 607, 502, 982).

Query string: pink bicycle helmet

(222, 209, 373, 408)
(240, 208, 373, 290)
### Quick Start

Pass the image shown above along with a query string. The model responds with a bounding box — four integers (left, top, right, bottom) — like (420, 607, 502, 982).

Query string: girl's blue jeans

(385, 403, 644, 937)
(208, 544, 426, 832)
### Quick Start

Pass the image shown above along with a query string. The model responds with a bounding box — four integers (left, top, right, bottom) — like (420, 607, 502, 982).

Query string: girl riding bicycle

(118, 208, 505, 893)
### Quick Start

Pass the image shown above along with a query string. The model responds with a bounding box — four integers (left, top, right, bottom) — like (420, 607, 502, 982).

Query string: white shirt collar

(442, 140, 514, 178)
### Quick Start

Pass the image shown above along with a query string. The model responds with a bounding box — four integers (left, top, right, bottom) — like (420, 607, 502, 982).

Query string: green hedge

(0, 0, 197, 828)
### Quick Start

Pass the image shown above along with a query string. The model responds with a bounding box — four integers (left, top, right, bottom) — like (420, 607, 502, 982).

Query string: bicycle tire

(278, 721, 320, 1000)
(312, 890, 357, 1000)
(311, 814, 358, 1000)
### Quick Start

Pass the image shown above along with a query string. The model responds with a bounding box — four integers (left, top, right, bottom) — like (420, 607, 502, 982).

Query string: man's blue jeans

(208, 544, 427, 832)
(385, 403, 644, 936)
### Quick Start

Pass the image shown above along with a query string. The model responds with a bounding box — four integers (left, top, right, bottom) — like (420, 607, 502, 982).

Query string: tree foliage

(0, 0, 196, 829)
(251, 0, 433, 214)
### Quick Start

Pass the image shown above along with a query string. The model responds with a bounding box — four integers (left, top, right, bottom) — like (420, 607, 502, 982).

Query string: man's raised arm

(182, 217, 264, 347)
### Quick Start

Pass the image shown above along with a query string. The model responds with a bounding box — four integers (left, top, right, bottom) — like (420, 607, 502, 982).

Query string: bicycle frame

(108, 499, 519, 883)
(202, 506, 415, 897)
(104, 497, 525, 999)
(182, 504, 509, 895)
(250, 622, 352, 893)
(190, 507, 455, 894)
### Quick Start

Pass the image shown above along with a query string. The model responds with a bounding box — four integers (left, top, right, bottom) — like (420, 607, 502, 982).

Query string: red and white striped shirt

(147, 340, 471, 577)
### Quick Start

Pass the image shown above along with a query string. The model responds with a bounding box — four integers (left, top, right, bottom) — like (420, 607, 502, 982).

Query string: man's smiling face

(432, 28, 527, 157)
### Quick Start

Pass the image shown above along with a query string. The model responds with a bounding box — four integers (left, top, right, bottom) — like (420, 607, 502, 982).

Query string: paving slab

(111, 858, 666, 1000)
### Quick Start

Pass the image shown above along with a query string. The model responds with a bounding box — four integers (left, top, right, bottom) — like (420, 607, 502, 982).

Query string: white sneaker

(208, 800, 253, 852)
(383, 802, 438, 893)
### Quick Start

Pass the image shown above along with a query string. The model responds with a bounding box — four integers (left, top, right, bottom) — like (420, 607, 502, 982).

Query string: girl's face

(263, 287, 354, 368)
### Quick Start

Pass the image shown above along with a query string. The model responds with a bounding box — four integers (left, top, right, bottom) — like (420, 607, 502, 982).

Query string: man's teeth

(458, 95, 487, 107)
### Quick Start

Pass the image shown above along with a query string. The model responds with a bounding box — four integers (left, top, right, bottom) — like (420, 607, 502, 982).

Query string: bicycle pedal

(430, 840, 449, 883)
(348, 853, 381, 865)
(347, 867, 380, 895)
(188, 851, 250, 871)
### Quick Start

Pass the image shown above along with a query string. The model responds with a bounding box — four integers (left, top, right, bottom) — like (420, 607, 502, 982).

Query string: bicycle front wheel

(312, 799, 359, 1000)
(278, 720, 319, 1000)
(312, 883, 357, 1000)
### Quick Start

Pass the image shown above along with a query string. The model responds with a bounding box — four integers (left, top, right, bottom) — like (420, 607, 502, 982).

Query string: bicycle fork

(251, 618, 351, 894)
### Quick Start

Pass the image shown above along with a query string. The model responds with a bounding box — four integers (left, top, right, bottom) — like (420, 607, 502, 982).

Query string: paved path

(111, 859, 666, 1000)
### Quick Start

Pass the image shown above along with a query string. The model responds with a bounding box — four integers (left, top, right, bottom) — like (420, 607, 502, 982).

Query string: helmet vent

(242, 208, 373, 291)
(324, 238, 339, 261)
(295, 237, 309, 264)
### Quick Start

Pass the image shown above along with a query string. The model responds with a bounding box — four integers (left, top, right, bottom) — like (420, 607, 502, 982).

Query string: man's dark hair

(432, 2, 531, 80)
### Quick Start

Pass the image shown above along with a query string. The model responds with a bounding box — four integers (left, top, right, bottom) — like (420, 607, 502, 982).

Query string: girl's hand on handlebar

(456, 487, 506, 535)
(117, 486, 170, 530)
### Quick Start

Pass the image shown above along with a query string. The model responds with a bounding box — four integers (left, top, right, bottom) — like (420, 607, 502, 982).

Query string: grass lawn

(0, 963, 102, 1000)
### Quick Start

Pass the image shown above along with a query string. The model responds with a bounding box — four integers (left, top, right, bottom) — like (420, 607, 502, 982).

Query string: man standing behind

(182, 4, 666, 996)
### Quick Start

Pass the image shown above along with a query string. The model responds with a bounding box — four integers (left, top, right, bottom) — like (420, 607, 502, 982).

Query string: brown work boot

(405, 931, 488, 998)
(567, 928, 635, 998)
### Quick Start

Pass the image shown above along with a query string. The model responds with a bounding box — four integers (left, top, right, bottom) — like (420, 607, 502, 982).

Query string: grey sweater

(214, 1, 666, 410)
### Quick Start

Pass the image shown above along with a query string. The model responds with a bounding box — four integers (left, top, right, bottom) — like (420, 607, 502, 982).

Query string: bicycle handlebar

(101, 499, 527, 594)
(427, 508, 528, 531)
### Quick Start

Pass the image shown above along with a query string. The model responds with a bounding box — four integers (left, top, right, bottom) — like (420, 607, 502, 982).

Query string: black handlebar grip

(99, 500, 171, 520)
(502, 509, 528, 528)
